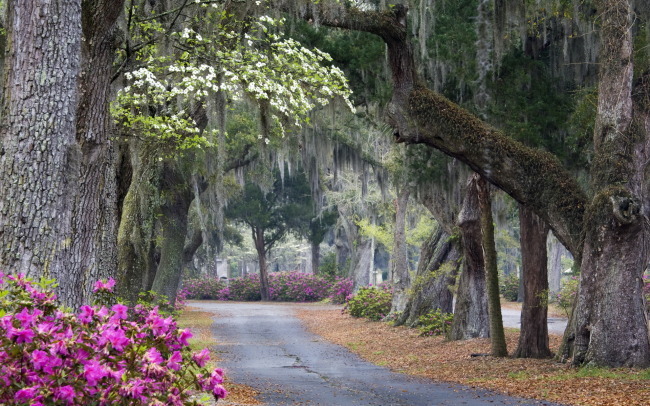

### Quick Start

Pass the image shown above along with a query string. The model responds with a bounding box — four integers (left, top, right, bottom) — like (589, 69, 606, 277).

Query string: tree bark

(0, 0, 81, 292)
(115, 143, 160, 304)
(253, 227, 271, 301)
(61, 0, 125, 307)
(547, 233, 564, 296)
(449, 174, 489, 340)
(395, 223, 461, 327)
(478, 176, 508, 357)
(514, 204, 552, 358)
(390, 186, 411, 313)
(562, 0, 650, 367)
(150, 160, 192, 303)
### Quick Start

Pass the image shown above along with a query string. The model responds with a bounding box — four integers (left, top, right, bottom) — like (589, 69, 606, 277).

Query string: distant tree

(225, 167, 314, 300)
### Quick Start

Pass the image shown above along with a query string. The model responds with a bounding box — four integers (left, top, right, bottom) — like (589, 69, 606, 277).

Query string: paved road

(500, 308, 568, 335)
(191, 301, 564, 406)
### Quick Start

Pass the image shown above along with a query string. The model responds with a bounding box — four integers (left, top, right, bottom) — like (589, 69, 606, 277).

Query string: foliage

(227, 274, 262, 301)
(112, 7, 354, 151)
(181, 279, 229, 301)
(555, 275, 580, 317)
(356, 217, 393, 249)
(343, 284, 393, 321)
(417, 309, 454, 337)
(183, 272, 353, 304)
(225, 167, 314, 253)
(499, 272, 520, 302)
(0, 273, 226, 405)
(319, 251, 340, 279)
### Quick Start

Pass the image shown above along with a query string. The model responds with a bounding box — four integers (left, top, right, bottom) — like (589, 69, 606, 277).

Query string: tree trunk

(0, 0, 81, 294)
(562, 0, 650, 367)
(61, 0, 125, 307)
(395, 223, 461, 327)
(449, 174, 490, 340)
(478, 176, 508, 357)
(116, 143, 160, 304)
(390, 187, 411, 313)
(547, 233, 564, 296)
(253, 227, 271, 301)
(311, 241, 320, 275)
(150, 160, 192, 303)
(514, 204, 552, 358)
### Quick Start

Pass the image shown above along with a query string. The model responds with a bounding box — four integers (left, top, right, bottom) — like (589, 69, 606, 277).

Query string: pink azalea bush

(0, 273, 227, 405)
(182, 272, 353, 303)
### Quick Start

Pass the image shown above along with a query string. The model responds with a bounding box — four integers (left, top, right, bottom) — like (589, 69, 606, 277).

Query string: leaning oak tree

(276, 0, 650, 367)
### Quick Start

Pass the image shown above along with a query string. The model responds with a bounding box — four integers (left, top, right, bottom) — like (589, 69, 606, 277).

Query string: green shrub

(555, 276, 580, 317)
(417, 308, 454, 336)
(499, 272, 519, 302)
(343, 284, 393, 321)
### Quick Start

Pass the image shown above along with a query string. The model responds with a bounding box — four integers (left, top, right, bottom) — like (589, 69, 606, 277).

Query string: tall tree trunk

(395, 223, 461, 327)
(61, 0, 125, 307)
(0, 0, 81, 295)
(253, 227, 271, 301)
(563, 0, 650, 367)
(150, 160, 192, 303)
(449, 174, 490, 340)
(391, 187, 411, 313)
(116, 143, 160, 303)
(478, 176, 508, 357)
(514, 204, 552, 358)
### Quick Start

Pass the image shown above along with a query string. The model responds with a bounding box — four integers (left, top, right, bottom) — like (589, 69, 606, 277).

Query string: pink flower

(14, 387, 36, 402)
(84, 360, 108, 386)
(54, 385, 76, 403)
(212, 384, 228, 399)
(178, 328, 193, 346)
(144, 347, 164, 365)
(78, 305, 95, 324)
(111, 304, 128, 320)
(167, 351, 182, 371)
(93, 277, 116, 293)
(31, 350, 49, 370)
(192, 348, 210, 367)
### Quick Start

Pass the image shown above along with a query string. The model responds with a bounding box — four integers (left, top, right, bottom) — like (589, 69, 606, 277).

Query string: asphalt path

(500, 307, 568, 335)
(191, 301, 565, 406)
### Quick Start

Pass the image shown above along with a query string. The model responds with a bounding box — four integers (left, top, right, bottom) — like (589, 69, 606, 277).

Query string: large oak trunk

(150, 161, 192, 303)
(449, 174, 489, 340)
(61, 0, 125, 307)
(0, 0, 81, 292)
(514, 204, 552, 358)
(390, 187, 411, 313)
(395, 223, 460, 327)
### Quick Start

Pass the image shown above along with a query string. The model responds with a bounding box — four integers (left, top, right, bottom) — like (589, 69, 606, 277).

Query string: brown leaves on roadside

(296, 308, 650, 406)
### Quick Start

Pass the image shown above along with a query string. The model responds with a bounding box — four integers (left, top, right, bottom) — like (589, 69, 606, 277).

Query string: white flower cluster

(112, 13, 354, 149)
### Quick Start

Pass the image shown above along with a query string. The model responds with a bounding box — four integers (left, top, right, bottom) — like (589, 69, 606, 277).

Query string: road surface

(191, 301, 564, 406)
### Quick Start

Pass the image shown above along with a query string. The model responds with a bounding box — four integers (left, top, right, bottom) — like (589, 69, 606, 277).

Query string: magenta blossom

(93, 277, 116, 293)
